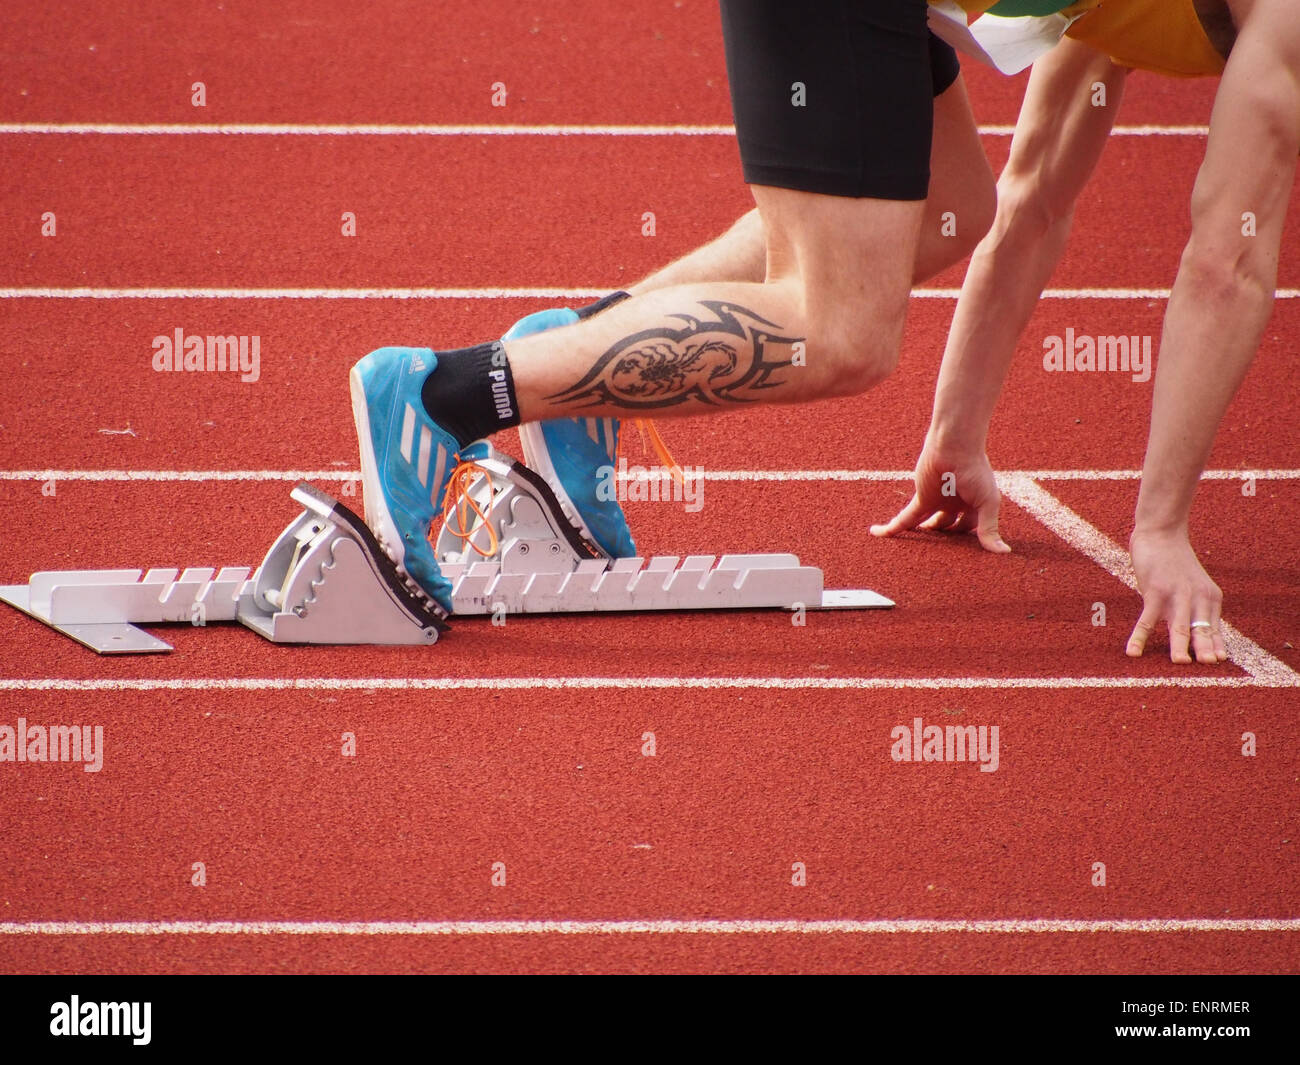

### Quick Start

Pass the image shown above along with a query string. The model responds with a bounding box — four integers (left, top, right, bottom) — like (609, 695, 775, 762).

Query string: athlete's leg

(506, 186, 922, 419)
(349, 191, 920, 612)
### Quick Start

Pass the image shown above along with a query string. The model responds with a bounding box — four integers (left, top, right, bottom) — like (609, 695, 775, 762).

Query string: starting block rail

(0, 458, 892, 654)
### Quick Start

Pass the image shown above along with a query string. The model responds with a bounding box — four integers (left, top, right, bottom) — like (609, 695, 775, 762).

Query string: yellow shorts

(1064, 0, 1227, 78)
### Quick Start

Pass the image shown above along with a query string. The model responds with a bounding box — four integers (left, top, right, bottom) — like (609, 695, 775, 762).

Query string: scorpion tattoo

(547, 300, 803, 411)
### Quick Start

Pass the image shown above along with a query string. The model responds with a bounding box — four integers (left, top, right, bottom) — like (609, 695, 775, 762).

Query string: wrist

(1130, 519, 1191, 546)
(926, 415, 989, 456)
(1133, 493, 1193, 541)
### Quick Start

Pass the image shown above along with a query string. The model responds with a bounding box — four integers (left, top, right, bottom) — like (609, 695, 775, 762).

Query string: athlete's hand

(870, 446, 1011, 554)
(1126, 529, 1228, 665)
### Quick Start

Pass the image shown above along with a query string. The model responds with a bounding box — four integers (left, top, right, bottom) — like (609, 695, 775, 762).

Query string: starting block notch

(0, 461, 891, 654)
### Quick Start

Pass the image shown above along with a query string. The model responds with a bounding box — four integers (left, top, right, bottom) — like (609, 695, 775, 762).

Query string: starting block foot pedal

(237, 481, 447, 646)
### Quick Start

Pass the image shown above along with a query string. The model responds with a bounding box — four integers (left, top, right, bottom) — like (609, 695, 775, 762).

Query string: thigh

(719, 0, 937, 201)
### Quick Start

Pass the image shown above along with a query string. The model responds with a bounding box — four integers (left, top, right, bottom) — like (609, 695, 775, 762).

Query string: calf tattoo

(547, 300, 803, 411)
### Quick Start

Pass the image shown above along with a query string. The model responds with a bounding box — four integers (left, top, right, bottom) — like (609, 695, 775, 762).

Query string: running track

(0, 1, 1296, 974)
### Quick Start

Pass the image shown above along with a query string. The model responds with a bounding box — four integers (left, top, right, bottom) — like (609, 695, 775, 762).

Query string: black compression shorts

(719, 0, 961, 201)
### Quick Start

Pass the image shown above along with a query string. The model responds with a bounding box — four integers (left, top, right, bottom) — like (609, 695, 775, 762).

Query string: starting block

(0, 457, 892, 654)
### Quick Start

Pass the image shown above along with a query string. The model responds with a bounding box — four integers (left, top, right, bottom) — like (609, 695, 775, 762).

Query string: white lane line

(0, 122, 1210, 137)
(1002, 469, 1300, 482)
(0, 469, 365, 482)
(3, 286, 1299, 300)
(0, 123, 738, 137)
(0, 675, 1281, 693)
(909, 287, 1287, 300)
(699, 468, 1300, 483)
(0, 918, 1292, 936)
(999, 474, 1300, 687)
(1, 468, 1297, 483)
(979, 124, 1210, 137)
(0, 286, 609, 301)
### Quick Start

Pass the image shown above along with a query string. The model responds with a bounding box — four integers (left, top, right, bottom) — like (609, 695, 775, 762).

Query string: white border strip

(2, 286, 1296, 300)
(0, 675, 1282, 692)
(1, 468, 1296, 484)
(0, 917, 1292, 936)
(999, 474, 1300, 686)
(0, 122, 1210, 138)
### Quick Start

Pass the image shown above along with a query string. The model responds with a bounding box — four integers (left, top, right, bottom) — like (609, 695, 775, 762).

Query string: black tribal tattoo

(547, 300, 803, 411)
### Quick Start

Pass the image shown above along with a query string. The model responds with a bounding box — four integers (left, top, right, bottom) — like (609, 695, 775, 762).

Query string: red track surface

(0, 1, 1296, 974)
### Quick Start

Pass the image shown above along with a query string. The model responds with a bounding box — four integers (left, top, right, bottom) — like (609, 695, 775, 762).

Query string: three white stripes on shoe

(585, 417, 616, 457)
(398, 402, 449, 504)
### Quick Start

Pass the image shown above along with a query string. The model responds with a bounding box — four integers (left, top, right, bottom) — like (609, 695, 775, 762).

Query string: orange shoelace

(436, 419, 685, 557)
(439, 460, 499, 558)
(628, 419, 685, 486)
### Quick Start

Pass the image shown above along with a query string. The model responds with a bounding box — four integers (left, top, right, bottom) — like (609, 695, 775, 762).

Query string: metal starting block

(0, 458, 892, 655)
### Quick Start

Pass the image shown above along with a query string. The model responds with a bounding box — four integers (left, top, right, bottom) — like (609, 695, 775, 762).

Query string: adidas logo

(398, 403, 450, 497)
(409, 352, 428, 374)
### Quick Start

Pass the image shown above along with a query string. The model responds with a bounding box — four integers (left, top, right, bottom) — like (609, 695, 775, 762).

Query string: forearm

(928, 196, 1073, 451)
(1133, 263, 1274, 534)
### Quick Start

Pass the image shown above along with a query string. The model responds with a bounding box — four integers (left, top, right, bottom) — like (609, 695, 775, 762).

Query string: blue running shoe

(349, 346, 458, 617)
(503, 308, 636, 558)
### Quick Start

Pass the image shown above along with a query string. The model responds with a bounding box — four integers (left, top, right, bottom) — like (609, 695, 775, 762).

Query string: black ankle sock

(576, 290, 631, 319)
(420, 341, 520, 450)
(420, 294, 630, 450)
